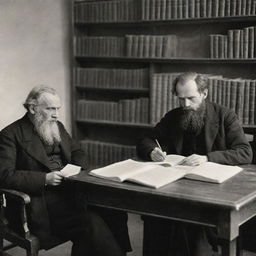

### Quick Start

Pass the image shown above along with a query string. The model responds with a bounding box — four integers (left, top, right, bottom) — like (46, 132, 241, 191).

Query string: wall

(0, 0, 71, 131)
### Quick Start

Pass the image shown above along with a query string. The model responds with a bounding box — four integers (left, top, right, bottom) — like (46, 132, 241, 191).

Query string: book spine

(236, 80, 245, 123)
(195, 0, 200, 17)
(219, 0, 225, 16)
(178, 0, 183, 18)
(249, 80, 256, 124)
(189, 0, 196, 18)
(225, 0, 231, 16)
(243, 80, 250, 125)
(183, 0, 189, 18)
(207, 0, 212, 17)
(243, 27, 249, 59)
(230, 80, 237, 112)
(150, 75, 157, 124)
(172, 0, 178, 18)
(166, 0, 172, 19)
(228, 30, 234, 59)
(233, 30, 241, 59)
(248, 26, 255, 58)
(241, 0, 247, 15)
(213, 0, 219, 17)
(210, 35, 215, 58)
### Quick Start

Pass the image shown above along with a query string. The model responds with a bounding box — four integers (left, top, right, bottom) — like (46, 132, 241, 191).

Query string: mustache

(182, 107, 195, 113)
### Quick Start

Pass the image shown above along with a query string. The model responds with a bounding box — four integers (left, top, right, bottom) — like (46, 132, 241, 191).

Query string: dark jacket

(137, 101, 252, 165)
(0, 114, 87, 249)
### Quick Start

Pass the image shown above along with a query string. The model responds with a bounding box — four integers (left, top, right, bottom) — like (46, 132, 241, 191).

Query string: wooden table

(68, 165, 256, 256)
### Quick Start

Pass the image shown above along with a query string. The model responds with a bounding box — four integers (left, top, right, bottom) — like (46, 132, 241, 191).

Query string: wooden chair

(0, 188, 40, 256)
(0, 188, 69, 256)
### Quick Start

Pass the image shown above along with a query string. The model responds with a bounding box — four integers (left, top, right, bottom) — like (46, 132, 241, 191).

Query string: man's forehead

(38, 92, 61, 106)
(177, 79, 199, 92)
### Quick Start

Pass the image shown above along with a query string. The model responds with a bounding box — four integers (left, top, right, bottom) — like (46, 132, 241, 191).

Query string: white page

(142, 154, 186, 166)
(164, 154, 186, 165)
(60, 164, 81, 177)
(89, 159, 157, 181)
(127, 165, 188, 188)
(185, 162, 243, 183)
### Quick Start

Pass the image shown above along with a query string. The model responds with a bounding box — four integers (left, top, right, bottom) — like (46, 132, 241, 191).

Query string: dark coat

(0, 114, 131, 252)
(137, 101, 254, 254)
(137, 101, 252, 165)
(0, 114, 87, 249)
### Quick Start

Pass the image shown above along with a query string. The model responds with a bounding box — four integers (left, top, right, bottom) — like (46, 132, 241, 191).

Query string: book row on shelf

(81, 140, 136, 169)
(74, 0, 256, 23)
(150, 73, 180, 124)
(141, 0, 256, 20)
(75, 71, 256, 126)
(75, 35, 177, 58)
(73, 67, 149, 89)
(74, 37, 125, 57)
(74, 27, 256, 59)
(150, 73, 256, 125)
(74, 35, 178, 57)
(77, 98, 149, 123)
(126, 35, 178, 58)
(74, 0, 139, 23)
(210, 25, 256, 59)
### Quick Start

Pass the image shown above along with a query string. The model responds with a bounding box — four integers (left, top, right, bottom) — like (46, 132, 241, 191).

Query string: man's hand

(45, 171, 64, 186)
(150, 147, 167, 162)
(179, 154, 208, 166)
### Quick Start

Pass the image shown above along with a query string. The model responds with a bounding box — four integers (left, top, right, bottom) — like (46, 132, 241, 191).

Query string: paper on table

(143, 154, 186, 166)
(60, 164, 81, 177)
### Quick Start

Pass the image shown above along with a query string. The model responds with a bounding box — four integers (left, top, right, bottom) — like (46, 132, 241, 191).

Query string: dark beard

(179, 101, 206, 135)
(33, 112, 61, 145)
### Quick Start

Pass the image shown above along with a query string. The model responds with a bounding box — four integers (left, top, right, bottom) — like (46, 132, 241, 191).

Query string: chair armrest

(0, 188, 30, 204)
(0, 188, 31, 237)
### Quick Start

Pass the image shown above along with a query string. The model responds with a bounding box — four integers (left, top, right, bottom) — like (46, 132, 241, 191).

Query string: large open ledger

(89, 155, 243, 188)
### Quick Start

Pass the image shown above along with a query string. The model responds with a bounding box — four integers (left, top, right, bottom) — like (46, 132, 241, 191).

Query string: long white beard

(34, 113, 61, 145)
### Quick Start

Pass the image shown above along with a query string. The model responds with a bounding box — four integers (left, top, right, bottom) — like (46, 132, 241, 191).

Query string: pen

(155, 139, 163, 151)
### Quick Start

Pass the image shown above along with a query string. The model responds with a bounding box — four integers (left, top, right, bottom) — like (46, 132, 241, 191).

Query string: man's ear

(28, 104, 36, 115)
(202, 89, 208, 99)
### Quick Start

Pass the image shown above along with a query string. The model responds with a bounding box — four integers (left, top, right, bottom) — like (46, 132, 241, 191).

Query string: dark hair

(172, 72, 208, 95)
(23, 85, 57, 110)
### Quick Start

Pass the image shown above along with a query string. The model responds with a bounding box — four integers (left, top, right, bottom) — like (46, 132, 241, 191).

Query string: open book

(60, 164, 81, 177)
(89, 155, 243, 188)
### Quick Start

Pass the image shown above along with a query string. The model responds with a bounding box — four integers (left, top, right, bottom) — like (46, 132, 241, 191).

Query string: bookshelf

(71, 0, 256, 169)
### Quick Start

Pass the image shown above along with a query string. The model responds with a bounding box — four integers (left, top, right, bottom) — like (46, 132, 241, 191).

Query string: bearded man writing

(0, 86, 130, 256)
(137, 72, 253, 256)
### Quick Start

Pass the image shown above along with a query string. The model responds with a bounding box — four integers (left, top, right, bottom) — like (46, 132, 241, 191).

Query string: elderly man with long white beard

(0, 86, 131, 256)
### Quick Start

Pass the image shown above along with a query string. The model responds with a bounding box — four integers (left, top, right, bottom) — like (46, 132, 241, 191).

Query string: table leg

(221, 238, 237, 256)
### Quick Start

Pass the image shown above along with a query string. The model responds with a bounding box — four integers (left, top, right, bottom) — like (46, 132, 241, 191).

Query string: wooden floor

(4, 214, 143, 256)
(4, 214, 256, 256)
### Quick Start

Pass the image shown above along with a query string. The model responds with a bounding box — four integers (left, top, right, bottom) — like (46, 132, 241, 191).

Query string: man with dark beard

(136, 72, 252, 256)
(0, 86, 131, 256)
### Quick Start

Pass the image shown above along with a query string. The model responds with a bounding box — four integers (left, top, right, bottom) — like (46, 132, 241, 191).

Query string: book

(89, 155, 243, 189)
(61, 164, 81, 177)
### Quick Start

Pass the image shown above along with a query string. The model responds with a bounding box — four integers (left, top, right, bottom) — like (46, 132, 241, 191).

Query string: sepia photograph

(0, 0, 256, 255)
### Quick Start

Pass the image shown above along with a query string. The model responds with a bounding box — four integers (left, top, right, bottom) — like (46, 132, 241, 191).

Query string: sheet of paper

(142, 154, 186, 166)
(185, 162, 243, 183)
(90, 159, 157, 181)
(127, 165, 188, 188)
(60, 164, 81, 177)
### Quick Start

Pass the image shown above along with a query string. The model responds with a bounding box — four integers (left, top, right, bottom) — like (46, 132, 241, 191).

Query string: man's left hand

(179, 154, 208, 166)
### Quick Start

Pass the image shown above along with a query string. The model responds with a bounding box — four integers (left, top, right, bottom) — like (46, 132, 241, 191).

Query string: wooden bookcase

(71, 0, 256, 169)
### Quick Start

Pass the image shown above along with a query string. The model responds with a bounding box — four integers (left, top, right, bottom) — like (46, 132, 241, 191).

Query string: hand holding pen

(150, 139, 167, 162)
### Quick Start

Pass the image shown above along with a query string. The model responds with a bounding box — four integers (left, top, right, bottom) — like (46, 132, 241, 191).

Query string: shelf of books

(76, 57, 256, 64)
(72, 0, 256, 169)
